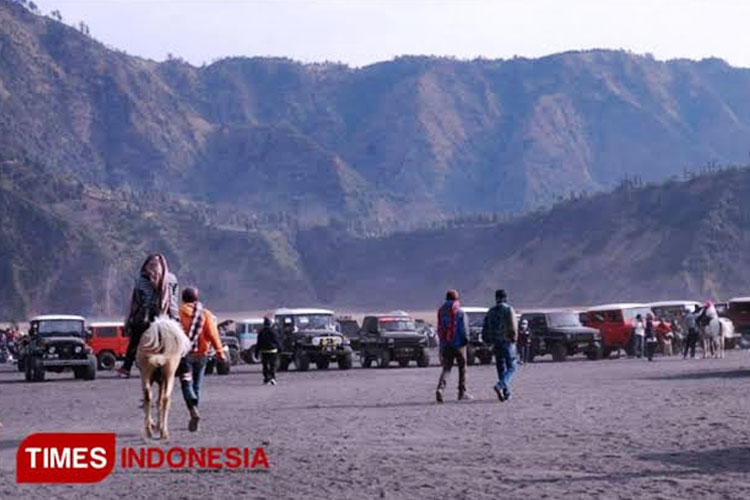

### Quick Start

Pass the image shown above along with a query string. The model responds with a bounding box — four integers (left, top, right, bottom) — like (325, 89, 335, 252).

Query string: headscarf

(141, 253, 171, 316)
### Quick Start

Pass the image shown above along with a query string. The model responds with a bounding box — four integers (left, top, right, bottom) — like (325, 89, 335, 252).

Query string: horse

(136, 315, 190, 441)
(699, 316, 733, 359)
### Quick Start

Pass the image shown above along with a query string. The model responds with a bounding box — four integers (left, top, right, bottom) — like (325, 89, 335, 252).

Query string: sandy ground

(1, 350, 750, 499)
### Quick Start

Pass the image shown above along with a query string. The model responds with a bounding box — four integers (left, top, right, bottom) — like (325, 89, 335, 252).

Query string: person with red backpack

(435, 289, 472, 403)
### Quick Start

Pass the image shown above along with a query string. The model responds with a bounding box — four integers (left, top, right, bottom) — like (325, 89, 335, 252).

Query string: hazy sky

(34, 0, 750, 68)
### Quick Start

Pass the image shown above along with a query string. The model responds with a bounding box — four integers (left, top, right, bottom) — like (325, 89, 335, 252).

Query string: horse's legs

(159, 370, 175, 442)
(142, 373, 153, 439)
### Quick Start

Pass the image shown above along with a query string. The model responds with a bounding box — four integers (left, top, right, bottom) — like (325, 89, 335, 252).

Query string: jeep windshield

(35, 320, 85, 337)
(379, 319, 416, 332)
(291, 314, 335, 331)
(465, 312, 487, 328)
(547, 313, 583, 328)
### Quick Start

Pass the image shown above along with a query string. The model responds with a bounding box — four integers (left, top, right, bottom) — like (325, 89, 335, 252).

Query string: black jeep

(359, 314, 430, 368)
(462, 307, 494, 365)
(275, 309, 353, 371)
(521, 310, 603, 362)
(22, 315, 97, 382)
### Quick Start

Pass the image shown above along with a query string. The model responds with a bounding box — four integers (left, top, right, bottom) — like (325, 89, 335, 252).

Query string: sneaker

(503, 389, 511, 401)
(458, 392, 473, 401)
(270, 379, 277, 386)
(493, 385, 505, 402)
(116, 367, 130, 378)
(436, 389, 444, 403)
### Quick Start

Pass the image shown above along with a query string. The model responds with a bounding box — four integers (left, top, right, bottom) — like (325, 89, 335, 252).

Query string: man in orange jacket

(178, 287, 225, 432)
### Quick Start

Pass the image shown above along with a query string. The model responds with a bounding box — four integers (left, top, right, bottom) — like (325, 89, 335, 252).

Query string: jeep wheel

(17, 356, 25, 372)
(398, 359, 410, 368)
(466, 345, 476, 366)
(31, 357, 45, 382)
(316, 359, 330, 370)
(416, 348, 430, 368)
(97, 351, 117, 371)
(478, 351, 493, 365)
(586, 342, 604, 361)
(338, 352, 353, 370)
(295, 351, 310, 372)
(378, 350, 391, 368)
(360, 351, 373, 368)
(278, 357, 291, 372)
(205, 359, 215, 375)
(228, 347, 240, 366)
(24, 357, 33, 381)
(551, 342, 568, 362)
(216, 359, 230, 375)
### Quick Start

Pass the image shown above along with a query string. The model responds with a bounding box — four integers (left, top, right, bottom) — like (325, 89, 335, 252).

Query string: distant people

(256, 317, 280, 385)
(683, 305, 700, 359)
(645, 314, 657, 361)
(633, 314, 645, 358)
(658, 317, 673, 356)
(118, 253, 180, 378)
(482, 289, 518, 402)
(178, 286, 225, 432)
(670, 317, 682, 354)
(435, 289, 472, 403)
(517, 318, 531, 364)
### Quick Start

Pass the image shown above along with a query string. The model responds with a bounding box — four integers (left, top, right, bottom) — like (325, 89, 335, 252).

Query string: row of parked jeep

(12, 297, 750, 381)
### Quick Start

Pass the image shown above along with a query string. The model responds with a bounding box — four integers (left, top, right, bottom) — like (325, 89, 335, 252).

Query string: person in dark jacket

(436, 290, 472, 402)
(482, 289, 518, 402)
(256, 317, 281, 385)
(645, 314, 657, 361)
(118, 253, 180, 377)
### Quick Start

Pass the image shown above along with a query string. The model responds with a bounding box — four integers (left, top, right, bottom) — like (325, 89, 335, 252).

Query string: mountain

(4, 0, 750, 228)
(3, 0, 750, 319)
(298, 167, 750, 309)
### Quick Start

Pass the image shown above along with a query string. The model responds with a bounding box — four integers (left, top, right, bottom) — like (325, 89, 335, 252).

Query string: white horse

(700, 316, 733, 359)
(136, 316, 190, 441)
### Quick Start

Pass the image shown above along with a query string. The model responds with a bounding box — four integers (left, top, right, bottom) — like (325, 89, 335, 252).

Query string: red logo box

(17, 432, 116, 483)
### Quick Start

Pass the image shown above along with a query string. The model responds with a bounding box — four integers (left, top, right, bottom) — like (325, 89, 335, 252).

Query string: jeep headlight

(387, 338, 395, 346)
(74, 346, 82, 354)
(48, 346, 56, 354)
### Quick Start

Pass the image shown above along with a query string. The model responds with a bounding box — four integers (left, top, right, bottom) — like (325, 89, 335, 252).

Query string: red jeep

(89, 322, 128, 370)
(582, 303, 654, 357)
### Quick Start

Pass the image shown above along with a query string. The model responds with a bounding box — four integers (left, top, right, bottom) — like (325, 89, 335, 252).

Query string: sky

(32, 0, 750, 68)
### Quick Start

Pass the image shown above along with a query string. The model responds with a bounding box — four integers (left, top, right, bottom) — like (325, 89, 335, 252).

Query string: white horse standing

(699, 311, 733, 359)
(136, 316, 190, 441)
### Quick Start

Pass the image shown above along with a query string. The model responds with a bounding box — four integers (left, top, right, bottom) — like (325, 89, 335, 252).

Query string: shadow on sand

(504, 447, 750, 486)
(273, 398, 502, 412)
(644, 368, 750, 381)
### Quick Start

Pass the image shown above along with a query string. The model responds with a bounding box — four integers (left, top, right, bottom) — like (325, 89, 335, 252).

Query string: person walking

(517, 318, 531, 364)
(482, 289, 518, 402)
(435, 290, 472, 403)
(633, 314, 645, 358)
(256, 317, 280, 385)
(118, 253, 180, 378)
(683, 306, 700, 359)
(178, 287, 225, 432)
(645, 314, 657, 361)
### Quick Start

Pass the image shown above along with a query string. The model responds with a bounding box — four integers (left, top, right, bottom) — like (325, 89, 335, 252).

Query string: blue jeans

(494, 342, 517, 393)
(179, 354, 207, 408)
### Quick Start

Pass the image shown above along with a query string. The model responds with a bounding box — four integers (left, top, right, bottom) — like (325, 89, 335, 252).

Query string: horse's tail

(138, 315, 189, 367)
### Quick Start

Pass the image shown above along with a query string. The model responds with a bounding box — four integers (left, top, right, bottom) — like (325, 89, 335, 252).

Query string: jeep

(89, 321, 127, 370)
(462, 307, 493, 365)
(22, 315, 97, 382)
(359, 314, 430, 368)
(275, 308, 353, 371)
(235, 318, 264, 363)
(521, 310, 603, 362)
